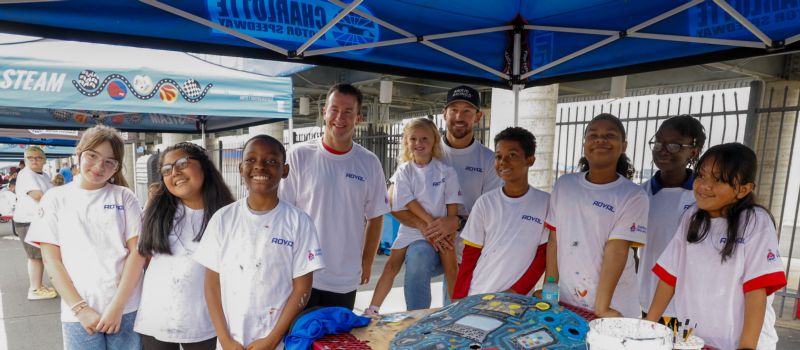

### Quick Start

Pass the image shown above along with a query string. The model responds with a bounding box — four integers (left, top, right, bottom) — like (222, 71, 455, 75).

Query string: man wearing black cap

(391, 85, 502, 310)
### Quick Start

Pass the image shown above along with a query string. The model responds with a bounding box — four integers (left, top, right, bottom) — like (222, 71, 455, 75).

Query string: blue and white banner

(0, 143, 75, 157)
(0, 39, 292, 132)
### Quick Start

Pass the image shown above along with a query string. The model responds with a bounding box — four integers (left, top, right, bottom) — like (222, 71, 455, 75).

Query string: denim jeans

(404, 240, 452, 310)
(63, 311, 141, 350)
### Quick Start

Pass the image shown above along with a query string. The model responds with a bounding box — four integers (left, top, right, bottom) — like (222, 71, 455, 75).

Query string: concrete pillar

(159, 133, 192, 151)
(249, 122, 285, 144)
(751, 80, 800, 228)
(490, 84, 559, 192)
(123, 142, 136, 190)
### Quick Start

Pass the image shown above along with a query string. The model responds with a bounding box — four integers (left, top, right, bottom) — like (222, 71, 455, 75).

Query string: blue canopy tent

(0, 37, 293, 134)
(0, 0, 797, 125)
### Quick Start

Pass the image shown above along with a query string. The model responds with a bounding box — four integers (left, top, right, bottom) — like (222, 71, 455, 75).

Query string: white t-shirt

(193, 199, 324, 348)
(638, 177, 695, 316)
(654, 206, 786, 350)
(390, 159, 463, 249)
(441, 139, 503, 260)
(14, 167, 53, 223)
(134, 205, 215, 343)
(461, 186, 550, 295)
(25, 182, 143, 322)
(545, 172, 648, 317)
(279, 139, 389, 293)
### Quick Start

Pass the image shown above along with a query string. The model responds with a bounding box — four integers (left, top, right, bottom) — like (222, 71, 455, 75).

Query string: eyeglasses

(25, 156, 45, 161)
(81, 150, 120, 171)
(160, 156, 197, 176)
(648, 136, 695, 153)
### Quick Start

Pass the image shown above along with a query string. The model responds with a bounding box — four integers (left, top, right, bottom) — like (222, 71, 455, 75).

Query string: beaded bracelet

(69, 299, 86, 311)
(72, 303, 89, 316)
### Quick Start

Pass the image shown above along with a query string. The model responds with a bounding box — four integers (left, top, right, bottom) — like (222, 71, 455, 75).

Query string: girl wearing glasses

(25, 125, 145, 349)
(135, 142, 234, 350)
(639, 115, 705, 324)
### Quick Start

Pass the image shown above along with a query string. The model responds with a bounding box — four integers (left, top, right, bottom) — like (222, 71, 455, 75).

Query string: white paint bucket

(586, 318, 673, 350)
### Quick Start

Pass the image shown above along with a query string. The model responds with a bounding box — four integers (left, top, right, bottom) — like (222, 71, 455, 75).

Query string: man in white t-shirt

(280, 83, 390, 310)
(14, 146, 57, 300)
(391, 85, 502, 310)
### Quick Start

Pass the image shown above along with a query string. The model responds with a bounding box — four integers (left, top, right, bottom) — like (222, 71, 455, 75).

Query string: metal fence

(555, 84, 800, 320)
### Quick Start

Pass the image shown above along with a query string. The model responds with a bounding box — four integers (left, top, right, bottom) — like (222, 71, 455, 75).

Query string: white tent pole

(712, 0, 772, 46)
(522, 36, 618, 79)
(140, 0, 288, 55)
(628, 0, 704, 33)
(295, 0, 363, 56)
(306, 38, 416, 56)
(513, 84, 521, 127)
(422, 42, 510, 79)
(306, 26, 512, 57)
(787, 33, 800, 46)
(424, 26, 513, 41)
(524, 25, 617, 36)
(628, 32, 764, 48)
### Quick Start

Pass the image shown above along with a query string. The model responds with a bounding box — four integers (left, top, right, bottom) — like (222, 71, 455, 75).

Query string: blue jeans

(63, 311, 141, 350)
(404, 240, 452, 310)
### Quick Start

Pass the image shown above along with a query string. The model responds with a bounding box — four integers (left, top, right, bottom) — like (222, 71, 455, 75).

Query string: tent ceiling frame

(295, 0, 362, 56)
(130, 0, 799, 85)
(140, 0, 288, 55)
(712, 0, 773, 46)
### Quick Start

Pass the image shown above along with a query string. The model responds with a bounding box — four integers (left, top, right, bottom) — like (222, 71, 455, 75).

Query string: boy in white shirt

(15, 146, 57, 300)
(454, 127, 549, 298)
(195, 135, 324, 349)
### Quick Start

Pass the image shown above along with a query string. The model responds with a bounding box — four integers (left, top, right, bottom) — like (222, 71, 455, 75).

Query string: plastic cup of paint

(586, 318, 673, 350)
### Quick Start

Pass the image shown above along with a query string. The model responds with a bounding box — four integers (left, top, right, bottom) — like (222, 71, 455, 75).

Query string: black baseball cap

(445, 85, 480, 110)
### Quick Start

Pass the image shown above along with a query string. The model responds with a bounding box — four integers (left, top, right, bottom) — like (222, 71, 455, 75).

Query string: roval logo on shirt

(432, 178, 446, 187)
(271, 237, 294, 247)
(103, 204, 125, 210)
(345, 172, 365, 182)
(521, 215, 543, 224)
(464, 166, 483, 173)
(592, 200, 614, 212)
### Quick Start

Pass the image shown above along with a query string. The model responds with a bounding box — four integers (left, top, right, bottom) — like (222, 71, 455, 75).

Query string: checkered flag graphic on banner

(182, 79, 202, 99)
(78, 70, 100, 90)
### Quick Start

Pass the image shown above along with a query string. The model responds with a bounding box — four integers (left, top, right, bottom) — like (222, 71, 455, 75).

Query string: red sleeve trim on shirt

(652, 263, 677, 287)
(453, 244, 482, 299)
(510, 243, 547, 295)
(743, 271, 787, 296)
(544, 222, 556, 232)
